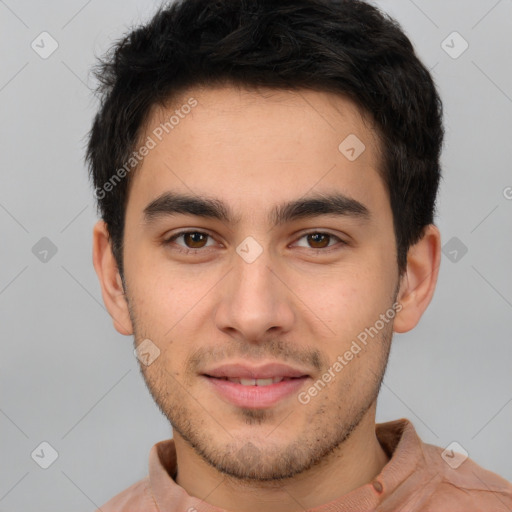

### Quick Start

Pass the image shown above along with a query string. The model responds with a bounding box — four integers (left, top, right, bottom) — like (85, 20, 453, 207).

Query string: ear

(92, 220, 133, 336)
(393, 224, 441, 333)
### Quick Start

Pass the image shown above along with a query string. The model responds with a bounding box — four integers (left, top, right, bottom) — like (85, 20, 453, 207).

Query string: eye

(165, 231, 216, 251)
(163, 230, 346, 254)
(293, 232, 345, 250)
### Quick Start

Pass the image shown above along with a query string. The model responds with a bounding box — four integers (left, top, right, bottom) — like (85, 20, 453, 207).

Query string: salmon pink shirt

(95, 418, 512, 511)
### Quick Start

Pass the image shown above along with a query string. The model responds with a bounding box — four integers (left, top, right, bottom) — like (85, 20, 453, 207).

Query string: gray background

(1, 0, 511, 510)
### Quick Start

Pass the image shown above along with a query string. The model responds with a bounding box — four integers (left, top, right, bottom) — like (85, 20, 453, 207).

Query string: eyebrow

(143, 191, 371, 226)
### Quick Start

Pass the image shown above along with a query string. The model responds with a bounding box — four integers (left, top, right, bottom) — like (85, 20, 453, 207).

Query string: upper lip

(203, 362, 311, 379)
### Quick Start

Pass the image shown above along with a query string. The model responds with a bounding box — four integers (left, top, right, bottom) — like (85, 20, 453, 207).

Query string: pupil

(308, 233, 329, 248)
(186, 232, 206, 248)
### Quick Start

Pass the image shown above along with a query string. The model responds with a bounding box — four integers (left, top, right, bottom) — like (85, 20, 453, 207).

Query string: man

(87, 0, 512, 510)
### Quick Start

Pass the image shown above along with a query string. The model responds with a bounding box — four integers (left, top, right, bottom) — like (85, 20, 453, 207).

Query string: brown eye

(182, 232, 209, 248)
(306, 233, 331, 248)
(166, 231, 215, 251)
(293, 231, 345, 251)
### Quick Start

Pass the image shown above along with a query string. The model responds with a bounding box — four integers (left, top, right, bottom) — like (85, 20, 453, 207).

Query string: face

(120, 86, 401, 480)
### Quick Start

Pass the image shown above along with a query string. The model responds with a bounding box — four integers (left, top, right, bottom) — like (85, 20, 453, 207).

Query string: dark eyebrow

(143, 192, 371, 226)
(144, 192, 233, 224)
(270, 193, 371, 225)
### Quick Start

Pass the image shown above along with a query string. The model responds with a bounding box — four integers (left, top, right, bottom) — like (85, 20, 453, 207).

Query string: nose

(214, 248, 295, 343)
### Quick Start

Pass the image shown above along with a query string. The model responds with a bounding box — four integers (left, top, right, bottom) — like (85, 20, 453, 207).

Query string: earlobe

(393, 224, 441, 334)
(92, 220, 133, 336)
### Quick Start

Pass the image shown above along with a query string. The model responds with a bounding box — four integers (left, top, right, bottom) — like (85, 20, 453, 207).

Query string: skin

(93, 85, 441, 512)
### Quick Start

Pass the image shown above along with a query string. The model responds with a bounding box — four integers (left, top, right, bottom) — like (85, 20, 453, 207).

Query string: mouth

(206, 376, 301, 386)
(201, 363, 311, 409)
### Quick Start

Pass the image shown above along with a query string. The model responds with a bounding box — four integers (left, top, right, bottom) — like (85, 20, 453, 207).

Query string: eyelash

(163, 230, 347, 255)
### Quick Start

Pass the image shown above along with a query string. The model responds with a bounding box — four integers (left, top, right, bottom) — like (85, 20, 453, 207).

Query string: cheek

(315, 271, 394, 347)
(315, 270, 374, 320)
(127, 256, 208, 320)
(126, 263, 216, 362)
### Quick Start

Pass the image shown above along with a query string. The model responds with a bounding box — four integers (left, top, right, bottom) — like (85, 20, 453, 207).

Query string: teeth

(255, 378, 273, 386)
(225, 377, 288, 386)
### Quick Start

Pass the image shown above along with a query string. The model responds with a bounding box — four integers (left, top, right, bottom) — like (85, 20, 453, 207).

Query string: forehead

(128, 85, 388, 221)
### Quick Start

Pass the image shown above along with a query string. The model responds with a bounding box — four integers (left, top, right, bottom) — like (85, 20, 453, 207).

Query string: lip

(203, 375, 310, 409)
(202, 362, 311, 380)
(201, 362, 312, 409)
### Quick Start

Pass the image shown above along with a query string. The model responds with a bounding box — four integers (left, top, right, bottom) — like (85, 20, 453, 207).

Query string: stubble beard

(134, 327, 392, 483)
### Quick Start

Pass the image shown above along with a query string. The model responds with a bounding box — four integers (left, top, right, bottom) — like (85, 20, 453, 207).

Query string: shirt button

(372, 480, 383, 493)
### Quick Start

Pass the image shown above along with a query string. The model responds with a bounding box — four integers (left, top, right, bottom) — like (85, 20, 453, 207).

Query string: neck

(174, 405, 389, 512)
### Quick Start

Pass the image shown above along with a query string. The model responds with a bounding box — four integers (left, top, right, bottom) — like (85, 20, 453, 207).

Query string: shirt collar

(148, 418, 423, 512)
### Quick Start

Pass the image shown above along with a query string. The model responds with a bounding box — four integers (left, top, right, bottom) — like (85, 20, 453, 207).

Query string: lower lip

(203, 376, 310, 409)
